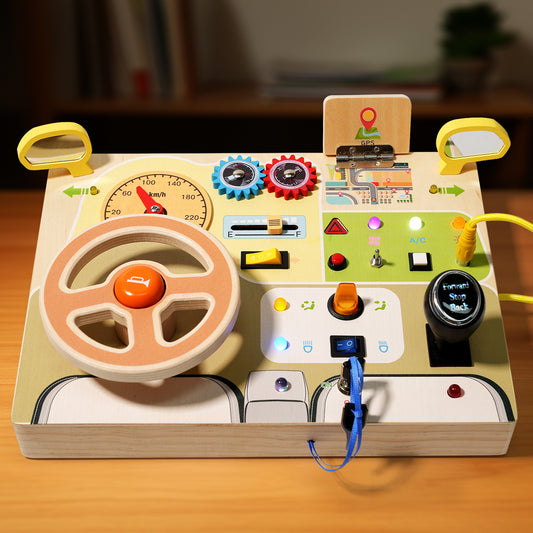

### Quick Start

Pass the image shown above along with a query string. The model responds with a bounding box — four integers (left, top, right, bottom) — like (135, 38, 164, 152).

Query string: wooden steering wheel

(40, 215, 240, 382)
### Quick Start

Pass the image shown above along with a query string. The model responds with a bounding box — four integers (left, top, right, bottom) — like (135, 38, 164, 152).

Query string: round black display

(435, 271, 481, 324)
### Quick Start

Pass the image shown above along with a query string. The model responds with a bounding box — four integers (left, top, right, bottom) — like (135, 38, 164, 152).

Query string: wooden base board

(14, 421, 515, 459)
(12, 147, 517, 459)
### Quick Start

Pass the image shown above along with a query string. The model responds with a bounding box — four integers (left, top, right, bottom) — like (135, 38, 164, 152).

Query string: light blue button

(274, 336, 289, 351)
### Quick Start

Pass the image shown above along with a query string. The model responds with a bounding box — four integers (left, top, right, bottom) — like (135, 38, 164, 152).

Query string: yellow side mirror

(436, 117, 510, 175)
(17, 122, 93, 177)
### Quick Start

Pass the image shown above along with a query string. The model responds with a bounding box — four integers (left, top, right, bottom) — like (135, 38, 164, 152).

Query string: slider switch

(328, 282, 364, 320)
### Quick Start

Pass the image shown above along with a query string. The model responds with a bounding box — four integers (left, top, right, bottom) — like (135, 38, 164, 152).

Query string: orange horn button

(114, 265, 166, 308)
(332, 282, 360, 316)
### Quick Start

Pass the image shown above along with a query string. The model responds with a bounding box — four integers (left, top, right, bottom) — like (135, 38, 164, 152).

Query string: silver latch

(336, 145, 395, 169)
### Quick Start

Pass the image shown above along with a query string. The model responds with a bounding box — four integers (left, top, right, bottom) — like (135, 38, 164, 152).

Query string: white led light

(409, 216, 423, 230)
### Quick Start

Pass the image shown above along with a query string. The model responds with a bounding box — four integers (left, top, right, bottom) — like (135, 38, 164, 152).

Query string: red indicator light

(447, 384, 463, 398)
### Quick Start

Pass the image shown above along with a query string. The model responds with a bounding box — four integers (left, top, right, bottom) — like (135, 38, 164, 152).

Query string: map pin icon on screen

(360, 107, 377, 131)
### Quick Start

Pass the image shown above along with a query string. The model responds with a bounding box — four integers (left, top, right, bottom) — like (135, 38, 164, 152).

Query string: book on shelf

(50, 0, 191, 101)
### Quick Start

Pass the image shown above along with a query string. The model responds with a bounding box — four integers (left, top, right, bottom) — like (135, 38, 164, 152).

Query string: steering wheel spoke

(59, 282, 116, 314)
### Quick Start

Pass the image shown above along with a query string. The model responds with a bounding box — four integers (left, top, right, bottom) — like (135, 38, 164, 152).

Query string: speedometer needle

(136, 186, 165, 214)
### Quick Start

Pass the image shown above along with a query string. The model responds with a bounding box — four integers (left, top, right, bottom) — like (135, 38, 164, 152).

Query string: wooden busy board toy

(12, 95, 517, 458)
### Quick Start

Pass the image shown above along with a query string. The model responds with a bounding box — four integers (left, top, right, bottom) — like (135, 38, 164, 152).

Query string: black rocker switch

(423, 270, 485, 367)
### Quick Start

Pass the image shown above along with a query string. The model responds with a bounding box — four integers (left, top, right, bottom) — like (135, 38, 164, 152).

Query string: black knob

(424, 270, 485, 345)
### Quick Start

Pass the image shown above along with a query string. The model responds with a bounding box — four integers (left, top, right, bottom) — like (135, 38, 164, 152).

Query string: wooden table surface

(1, 189, 532, 532)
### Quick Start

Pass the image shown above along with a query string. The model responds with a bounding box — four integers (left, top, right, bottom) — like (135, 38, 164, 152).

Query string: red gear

(264, 155, 317, 200)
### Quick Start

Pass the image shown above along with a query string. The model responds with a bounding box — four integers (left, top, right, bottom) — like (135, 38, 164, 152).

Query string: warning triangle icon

(324, 218, 348, 235)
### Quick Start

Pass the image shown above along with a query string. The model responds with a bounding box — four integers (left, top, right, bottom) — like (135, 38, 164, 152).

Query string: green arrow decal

(63, 186, 91, 197)
(438, 185, 464, 197)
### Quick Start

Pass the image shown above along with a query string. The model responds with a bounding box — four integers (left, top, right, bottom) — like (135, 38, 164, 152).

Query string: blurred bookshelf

(10, 0, 533, 189)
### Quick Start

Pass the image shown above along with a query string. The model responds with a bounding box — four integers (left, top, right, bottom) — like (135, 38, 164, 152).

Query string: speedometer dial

(102, 172, 213, 229)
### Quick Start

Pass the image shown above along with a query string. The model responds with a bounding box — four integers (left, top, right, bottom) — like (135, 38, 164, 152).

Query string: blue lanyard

(308, 356, 365, 471)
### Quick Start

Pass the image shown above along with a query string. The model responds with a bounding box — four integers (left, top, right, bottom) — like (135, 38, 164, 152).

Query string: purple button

(275, 377, 290, 392)
(368, 216, 381, 230)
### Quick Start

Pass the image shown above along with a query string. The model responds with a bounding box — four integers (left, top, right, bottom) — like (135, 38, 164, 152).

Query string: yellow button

(333, 283, 359, 316)
(274, 297, 288, 311)
(245, 248, 282, 266)
(114, 265, 165, 308)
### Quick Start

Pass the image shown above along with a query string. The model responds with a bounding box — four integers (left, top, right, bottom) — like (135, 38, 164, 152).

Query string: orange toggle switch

(114, 265, 165, 308)
(333, 283, 360, 316)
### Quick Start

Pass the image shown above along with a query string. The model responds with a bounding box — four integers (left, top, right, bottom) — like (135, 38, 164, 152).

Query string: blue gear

(212, 155, 265, 200)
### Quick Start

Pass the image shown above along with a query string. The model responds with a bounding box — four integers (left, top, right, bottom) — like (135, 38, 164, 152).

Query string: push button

(114, 265, 165, 308)
(408, 252, 432, 271)
(328, 253, 347, 271)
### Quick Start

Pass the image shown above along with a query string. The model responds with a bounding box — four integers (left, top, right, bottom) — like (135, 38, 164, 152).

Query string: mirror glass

(24, 134, 86, 165)
(444, 131, 505, 159)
